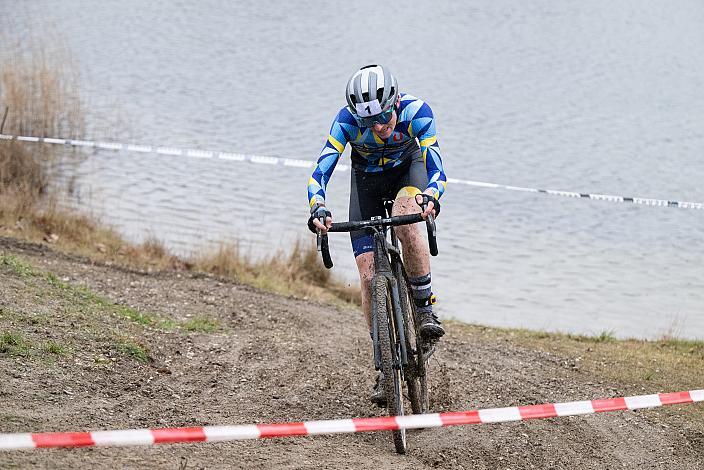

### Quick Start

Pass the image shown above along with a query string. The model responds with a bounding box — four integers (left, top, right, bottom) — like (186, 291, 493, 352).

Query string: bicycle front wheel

(373, 275, 407, 454)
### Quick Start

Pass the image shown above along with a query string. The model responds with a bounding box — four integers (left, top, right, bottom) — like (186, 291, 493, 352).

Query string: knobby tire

(397, 271, 429, 414)
(374, 275, 407, 454)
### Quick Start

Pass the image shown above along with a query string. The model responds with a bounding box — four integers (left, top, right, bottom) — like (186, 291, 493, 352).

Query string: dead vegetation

(0, 33, 360, 307)
(0, 32, 84, 203)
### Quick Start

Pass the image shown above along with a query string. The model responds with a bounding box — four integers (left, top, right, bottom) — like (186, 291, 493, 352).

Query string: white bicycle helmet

(345, 64, 398, 123)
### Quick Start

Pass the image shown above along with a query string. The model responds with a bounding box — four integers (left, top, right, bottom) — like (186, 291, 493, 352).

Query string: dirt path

(0, 236, 702, 469)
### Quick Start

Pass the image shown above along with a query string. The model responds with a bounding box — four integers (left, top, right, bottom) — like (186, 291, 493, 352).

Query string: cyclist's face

(371, 109, 397, 140)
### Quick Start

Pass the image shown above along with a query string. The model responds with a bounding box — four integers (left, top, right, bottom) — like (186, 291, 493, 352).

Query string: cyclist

(307, 64, 447, 405)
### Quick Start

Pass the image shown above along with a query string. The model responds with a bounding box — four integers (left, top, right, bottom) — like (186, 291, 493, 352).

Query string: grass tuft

(117, 306, 155, 326)
(182, 317, 219, 333)
(594, 330, 616, 342)
(0, 253, 37, 277)
(0, 331, 32, 356)
(117, 339, 149, 363)
(43, 340, 67, 355)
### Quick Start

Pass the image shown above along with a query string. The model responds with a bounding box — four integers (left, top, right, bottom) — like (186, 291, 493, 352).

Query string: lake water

(6, 0, 704, 339)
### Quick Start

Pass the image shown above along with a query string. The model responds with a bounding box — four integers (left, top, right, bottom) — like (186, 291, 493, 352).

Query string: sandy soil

(0, 236, 702, 469)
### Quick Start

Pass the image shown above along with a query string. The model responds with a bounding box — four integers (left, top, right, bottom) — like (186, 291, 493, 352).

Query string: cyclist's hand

(308, 206, 333, 234)
(415, 192, 441, 219)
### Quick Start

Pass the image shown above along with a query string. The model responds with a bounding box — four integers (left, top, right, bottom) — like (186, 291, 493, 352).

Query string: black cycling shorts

(349, 144, 427, 257)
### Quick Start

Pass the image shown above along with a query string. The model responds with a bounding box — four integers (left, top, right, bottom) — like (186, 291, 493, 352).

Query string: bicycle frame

(368, 217, 410, 376)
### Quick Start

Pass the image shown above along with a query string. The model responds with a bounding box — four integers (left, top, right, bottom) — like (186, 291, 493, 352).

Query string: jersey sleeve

(409, 101, 447, 200)
(307, 108, 356, 211)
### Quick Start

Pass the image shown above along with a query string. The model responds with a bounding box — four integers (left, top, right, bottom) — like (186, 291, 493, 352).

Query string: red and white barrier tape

(1, 389, 701, 450)
(2, 133, 703, 210)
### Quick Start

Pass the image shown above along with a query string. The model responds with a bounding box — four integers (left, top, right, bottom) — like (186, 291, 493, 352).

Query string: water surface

(7, 0, 704, 339)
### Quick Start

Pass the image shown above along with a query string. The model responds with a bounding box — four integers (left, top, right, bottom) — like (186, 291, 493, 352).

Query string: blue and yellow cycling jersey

(307, 93, 447, 210)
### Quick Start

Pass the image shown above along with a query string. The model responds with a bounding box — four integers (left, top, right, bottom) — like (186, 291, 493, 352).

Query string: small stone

(44, 233, 59, 243)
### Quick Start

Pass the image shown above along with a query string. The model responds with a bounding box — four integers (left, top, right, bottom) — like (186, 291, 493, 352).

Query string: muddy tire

(396, 266, 429, 415)
(374, 275, 407, 454)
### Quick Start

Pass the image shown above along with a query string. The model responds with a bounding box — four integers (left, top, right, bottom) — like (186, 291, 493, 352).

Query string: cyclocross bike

(315, 195, 438, 454)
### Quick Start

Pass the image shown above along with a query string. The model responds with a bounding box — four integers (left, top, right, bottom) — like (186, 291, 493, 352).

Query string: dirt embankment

(1, 236, 702, 469)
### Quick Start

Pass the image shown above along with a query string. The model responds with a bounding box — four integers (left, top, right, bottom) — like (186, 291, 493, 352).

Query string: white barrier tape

(127, 144, 152, 153)
(0, 389, 701, 450)
(69, 139, 94, 147)
(2, 134, 703, 210)
(43, 138, 67, 144)
(186, 149, 213, 159)
(96, 142, 123, 150)
(155, 147, 182, 156)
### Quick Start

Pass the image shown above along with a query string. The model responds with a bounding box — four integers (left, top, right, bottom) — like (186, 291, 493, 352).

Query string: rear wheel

(374, 275, 407, 454)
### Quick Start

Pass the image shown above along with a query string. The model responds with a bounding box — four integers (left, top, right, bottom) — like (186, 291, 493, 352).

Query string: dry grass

(0, 33, 84, 202)
(451, 321, 704, 420)
(0, 28, 360, 306)
(192, 240, 361, 306)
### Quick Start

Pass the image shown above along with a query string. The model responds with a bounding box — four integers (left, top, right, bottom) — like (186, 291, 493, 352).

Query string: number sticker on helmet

(355, 100, 382, 117)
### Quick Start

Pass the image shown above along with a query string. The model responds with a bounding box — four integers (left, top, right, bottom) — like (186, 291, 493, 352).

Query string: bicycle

(315, 195, 439, 454)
